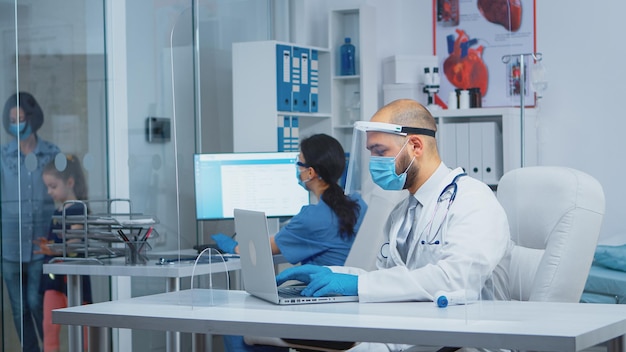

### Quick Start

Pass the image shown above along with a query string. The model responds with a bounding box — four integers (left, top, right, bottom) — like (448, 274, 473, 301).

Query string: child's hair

(43, 154, 88, 200)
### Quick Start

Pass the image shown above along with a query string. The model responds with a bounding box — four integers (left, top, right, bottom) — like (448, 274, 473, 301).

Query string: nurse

(212, 133, 368, 266)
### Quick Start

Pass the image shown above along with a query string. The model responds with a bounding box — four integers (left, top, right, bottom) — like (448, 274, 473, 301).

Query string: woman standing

(1, 92, 60, 351)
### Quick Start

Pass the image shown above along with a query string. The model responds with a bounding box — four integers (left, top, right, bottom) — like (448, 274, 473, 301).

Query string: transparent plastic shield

(344, 123, 368, 196)
(190, 247, 231, 308)
(432, 261, 501, 324)
(345, 121, 409, 197)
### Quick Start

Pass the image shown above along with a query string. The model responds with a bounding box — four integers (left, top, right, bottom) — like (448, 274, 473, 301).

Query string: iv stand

(501, 52, 542, 168)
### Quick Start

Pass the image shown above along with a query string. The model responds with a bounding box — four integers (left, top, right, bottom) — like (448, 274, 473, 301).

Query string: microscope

(422, 67, 441, 110)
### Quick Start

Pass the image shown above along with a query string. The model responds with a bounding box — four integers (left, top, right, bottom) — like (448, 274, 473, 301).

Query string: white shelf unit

(329, 6, 376, 153)
(432, 107, 537, 185)
(232, 40, 331, 152)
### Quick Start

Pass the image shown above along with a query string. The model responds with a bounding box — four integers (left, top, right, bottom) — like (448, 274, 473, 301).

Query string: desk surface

(53, 289, 626, 352)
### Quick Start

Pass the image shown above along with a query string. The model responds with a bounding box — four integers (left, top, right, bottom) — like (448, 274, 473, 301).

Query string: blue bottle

(340, 37, 356, 76)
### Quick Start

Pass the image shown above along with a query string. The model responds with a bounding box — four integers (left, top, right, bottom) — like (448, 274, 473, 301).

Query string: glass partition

(0, 0, 271, 350)
(0, 1, 108, 351)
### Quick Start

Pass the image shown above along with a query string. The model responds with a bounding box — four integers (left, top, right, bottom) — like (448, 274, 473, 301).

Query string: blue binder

(276, 44, 292, 112)
(277, 115, 290, 152)
(289, 116, 299, 151)
(310, 49, 319, 113)
(291, 46, 310, 113)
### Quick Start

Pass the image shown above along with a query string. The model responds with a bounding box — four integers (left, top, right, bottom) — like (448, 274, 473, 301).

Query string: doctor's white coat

(331, 165, 513, 304)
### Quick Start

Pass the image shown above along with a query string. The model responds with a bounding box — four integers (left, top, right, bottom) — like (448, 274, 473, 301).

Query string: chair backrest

(497, 166, 605, 302)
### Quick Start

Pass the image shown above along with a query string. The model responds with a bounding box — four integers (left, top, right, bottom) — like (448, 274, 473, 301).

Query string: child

(35, 154, 92, 352)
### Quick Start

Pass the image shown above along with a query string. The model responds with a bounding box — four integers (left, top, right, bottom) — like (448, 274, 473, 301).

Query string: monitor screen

(193, 152, 310, 220)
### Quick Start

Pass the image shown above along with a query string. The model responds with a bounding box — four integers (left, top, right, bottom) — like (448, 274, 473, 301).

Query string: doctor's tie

(397, 196, 419, 262)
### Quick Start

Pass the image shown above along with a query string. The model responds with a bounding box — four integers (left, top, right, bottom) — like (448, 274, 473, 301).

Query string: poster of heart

(434, 0, 536, 108)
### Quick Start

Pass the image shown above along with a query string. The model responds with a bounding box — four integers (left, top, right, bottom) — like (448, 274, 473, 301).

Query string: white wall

(297, 0, 623, 245)
(535, 1, 624, 245)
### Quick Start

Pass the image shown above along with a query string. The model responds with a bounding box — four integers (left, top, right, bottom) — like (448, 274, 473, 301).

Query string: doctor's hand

(211, 233, 238, 254)
(302, 272, 358, 297)
(275, 264, 331, 286)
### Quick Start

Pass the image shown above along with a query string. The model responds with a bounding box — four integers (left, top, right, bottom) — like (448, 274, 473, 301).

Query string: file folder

(455, 122, 470, 174)
(277, 115, 290, 152)
(291, 46, 310, 113)
(310, 49, 319, 113)
(276, 44, 292, 112)
(299, 49, 310, 113)
(289, 116, 299, 151)
(439, 123, 457, 169)
(481, 121, 503, 185)
(469, 123, 483, 181)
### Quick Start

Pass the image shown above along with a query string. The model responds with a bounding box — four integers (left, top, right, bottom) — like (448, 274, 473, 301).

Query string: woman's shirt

(1, 137, 60, 262)
(274, 193, 367, 266)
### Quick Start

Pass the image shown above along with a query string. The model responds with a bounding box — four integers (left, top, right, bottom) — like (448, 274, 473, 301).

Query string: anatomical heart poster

(434, 0, 536, 107)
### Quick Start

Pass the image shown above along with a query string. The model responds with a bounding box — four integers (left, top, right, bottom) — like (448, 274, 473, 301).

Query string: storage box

(382, 55, 439, 84)
(383, 83, 426, 105)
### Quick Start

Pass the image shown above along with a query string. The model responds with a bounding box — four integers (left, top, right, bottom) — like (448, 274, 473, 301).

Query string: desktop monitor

(193, 152, 310, 220)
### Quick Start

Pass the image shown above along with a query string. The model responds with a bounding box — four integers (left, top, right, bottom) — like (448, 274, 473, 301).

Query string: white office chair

(497, 166, 606, 302)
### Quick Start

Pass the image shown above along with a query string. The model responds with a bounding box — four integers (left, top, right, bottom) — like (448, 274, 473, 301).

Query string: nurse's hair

(2, 92, 44, 135)
(299, 134, 361, 239)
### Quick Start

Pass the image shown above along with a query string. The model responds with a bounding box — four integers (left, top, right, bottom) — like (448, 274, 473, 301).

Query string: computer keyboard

(278, 285, 306, 298)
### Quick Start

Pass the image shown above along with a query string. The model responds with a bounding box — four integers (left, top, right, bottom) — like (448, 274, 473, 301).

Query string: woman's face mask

(9, 121, 32, 140)
(368, 139, 415, 191)
(295, 160, 312, 190)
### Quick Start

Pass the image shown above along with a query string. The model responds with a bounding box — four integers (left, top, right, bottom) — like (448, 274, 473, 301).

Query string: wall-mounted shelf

(232, 6, 376, 155)
(328, 6, 376, 153)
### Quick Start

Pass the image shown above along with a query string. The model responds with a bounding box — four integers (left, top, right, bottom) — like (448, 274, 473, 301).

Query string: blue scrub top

(1, 137, 60, 263)
(274, 193, 367, 266)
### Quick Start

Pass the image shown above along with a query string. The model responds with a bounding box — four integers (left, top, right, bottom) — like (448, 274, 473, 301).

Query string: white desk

(54, 289, 626, 352)
(44, 253, 241, 352)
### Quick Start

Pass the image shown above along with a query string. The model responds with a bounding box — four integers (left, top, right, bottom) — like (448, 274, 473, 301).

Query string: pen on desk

(142, 227, 153, 241)
(117, 229, 136, 252)
(138, 227, 153, 253)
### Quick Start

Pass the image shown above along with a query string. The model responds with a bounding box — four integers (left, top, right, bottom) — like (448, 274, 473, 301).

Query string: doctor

(277, 99, 513, 311)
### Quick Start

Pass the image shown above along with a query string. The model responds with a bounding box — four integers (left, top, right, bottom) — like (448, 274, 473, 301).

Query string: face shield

(344, 121, 436, 196)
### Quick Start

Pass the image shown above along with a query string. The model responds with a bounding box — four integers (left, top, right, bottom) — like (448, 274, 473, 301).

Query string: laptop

(233, 208, 359, 305)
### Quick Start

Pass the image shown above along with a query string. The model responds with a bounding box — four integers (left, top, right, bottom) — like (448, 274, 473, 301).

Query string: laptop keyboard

(278, 286, 305, 298)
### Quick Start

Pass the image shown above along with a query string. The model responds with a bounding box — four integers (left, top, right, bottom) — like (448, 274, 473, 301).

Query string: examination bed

(581, 245, 626, 304)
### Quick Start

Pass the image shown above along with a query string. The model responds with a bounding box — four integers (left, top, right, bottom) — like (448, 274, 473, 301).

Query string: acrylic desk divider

(434, 261, 496, 324)
(462, 261, 497, 323)
(190, 248, 231, 308)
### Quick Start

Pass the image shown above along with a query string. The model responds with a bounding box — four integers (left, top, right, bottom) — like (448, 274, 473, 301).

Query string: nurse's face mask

(295, 158, 312, 190)
(343, 121, 436, 195)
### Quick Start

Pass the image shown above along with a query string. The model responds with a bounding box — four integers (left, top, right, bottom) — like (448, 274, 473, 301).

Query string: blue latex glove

(211, 233, 238, 254)
(275, 264, 331, 286)
(301, 272, 358, 297)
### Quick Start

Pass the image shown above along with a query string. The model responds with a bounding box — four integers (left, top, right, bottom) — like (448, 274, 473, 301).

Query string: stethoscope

(379, 172, 467, 258)
(419, 172, 467, 245)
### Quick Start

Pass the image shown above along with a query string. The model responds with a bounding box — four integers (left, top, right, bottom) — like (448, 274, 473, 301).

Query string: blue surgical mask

(9, 121, 32, 140)
(369, 141, 415, 191)
(296, 165, 311, 190)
